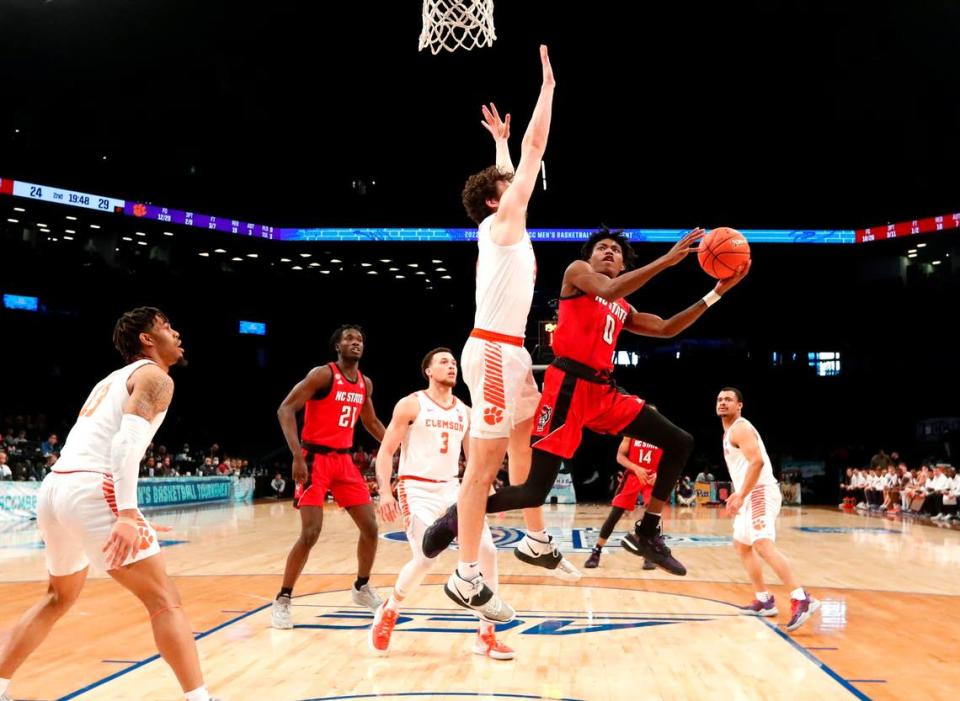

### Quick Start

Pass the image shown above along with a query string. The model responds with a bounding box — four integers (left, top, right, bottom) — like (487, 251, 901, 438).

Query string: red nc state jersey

(628, 440, 663, 473)
(301, 363, 366, 449)
(552, 293, 630, 372)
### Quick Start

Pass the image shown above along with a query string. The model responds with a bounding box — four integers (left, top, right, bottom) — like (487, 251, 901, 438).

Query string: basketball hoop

(419, 0, 496, 54)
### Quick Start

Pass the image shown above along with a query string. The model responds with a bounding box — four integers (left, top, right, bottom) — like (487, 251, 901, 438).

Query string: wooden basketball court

(1, 501, 958, 700)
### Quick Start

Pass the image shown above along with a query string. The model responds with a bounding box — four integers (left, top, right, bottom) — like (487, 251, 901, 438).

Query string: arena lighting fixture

(137, 241, 147, 246)
(389, 267, 399, 271)
(63, 235, 74, 240)
(309, 262, 321, 267)
(13, 207, 25, 212)
(163, 231, 173, 236)
(320, 270, 330, 274)
(416, 271, 426, 275)
(367, 270, 378, 275)
(299, 253, 312, 258)
(441, 275, 452, 279)
(361, 262, 372, 267)
(64, 229, 75, 234)
(246, 253, 258, 258)
(6, 218, 18, 223)
(908, 253, 918, 258)
(135, 232, 146, 237)
(291, 265, 303, 270)
(917, 243, 927, 248)
(431, 259, 442, 263)
(932, 260, 942, 265)
(408, 263, 419, 267)
(214, 248, 226, 253)
(65, 215, 77, 221)
(122, 236, 132, 241)
(280, 258, 292, 262)
(198, 252, 210, 257)
(330, 258, 342, 263)
(395, 275, 405, 279)
(231, 257, 243, 261)
(379, 258, 392, 263)
(435, 267, 447, 272)
(36, 223, 46, 227)
(90, 224, 100, 229)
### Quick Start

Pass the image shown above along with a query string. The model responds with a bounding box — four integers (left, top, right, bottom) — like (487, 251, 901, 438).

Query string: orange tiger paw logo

(137, 526, 155, 550)
(483, 406, 504, 425)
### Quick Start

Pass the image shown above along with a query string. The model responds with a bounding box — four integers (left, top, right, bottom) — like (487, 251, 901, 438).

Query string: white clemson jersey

(398, 392, 468, 482)
(56, 359, 167, 473)
(722, 417, 778, 493)
(473, 213, 537, 338)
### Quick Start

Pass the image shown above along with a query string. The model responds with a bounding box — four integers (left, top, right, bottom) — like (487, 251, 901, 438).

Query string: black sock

(278, 587, 293, 600)
(593, 545, 603, 553)
(636, 511, 662, 537)
(354, 577, 370, 590)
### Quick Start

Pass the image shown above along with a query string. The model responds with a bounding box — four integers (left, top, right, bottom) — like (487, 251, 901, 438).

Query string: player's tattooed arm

(125, 365, 174, 421)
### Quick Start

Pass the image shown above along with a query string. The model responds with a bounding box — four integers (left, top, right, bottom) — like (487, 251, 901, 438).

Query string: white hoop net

(419, 0, 496, 54)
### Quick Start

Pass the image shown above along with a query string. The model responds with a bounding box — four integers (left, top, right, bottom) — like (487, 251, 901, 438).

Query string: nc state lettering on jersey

(595, 296, 628, 322)
(424, 418, 465, 432)
(334, 391, 364, 404)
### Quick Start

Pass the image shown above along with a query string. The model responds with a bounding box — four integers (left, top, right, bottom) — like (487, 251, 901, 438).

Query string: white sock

(790, 587, 807, 600)
(0, 678, 10, 696)
(526, 529, 548, 542)
(756, 591, 771, 603)
(385, 594, 399, 611)
(184, 685, 210, 701)
(457, 560, 481, 581)
(479, 620, 495, 636)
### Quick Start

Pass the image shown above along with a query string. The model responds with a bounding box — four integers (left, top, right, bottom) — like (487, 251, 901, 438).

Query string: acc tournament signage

(0, 482, 42, 521)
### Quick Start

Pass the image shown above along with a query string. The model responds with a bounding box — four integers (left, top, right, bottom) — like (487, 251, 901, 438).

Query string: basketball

(698, 227, 751, 280)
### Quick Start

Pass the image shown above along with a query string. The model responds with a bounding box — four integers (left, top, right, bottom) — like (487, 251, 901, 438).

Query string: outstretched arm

(624, 260, 750, 338)
(491, 45, 555, 245)
(481, 103, 514, 175)
(563, 229, 705, 302)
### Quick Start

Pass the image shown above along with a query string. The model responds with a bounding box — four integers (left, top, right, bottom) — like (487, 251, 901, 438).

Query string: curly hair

(461, 166, 514, 225)
(113, 307, 167, 363)
(580, 226, 638, 271)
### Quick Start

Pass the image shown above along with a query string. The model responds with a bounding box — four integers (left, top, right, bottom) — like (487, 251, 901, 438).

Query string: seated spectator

(695, 470, 715, 483)
(936, 467, 959, 522)
(271, 472, 286, 499)
(676, 475, 696, 506)
(197, 457, 213, 476)
(880, 465, 900, 512)
(142, 456, 157, 477)
(40, 433, 60, 456)
(927, 465, 952, 520)
(218, 458, 232, 476)
(0, 450, 11, 480)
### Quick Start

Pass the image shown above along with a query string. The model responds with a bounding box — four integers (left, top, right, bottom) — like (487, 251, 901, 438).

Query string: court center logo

(384, 526, 730, 552)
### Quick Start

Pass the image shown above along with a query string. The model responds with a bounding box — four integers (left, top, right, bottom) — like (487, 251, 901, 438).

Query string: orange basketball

(697, 227, 750, 279)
